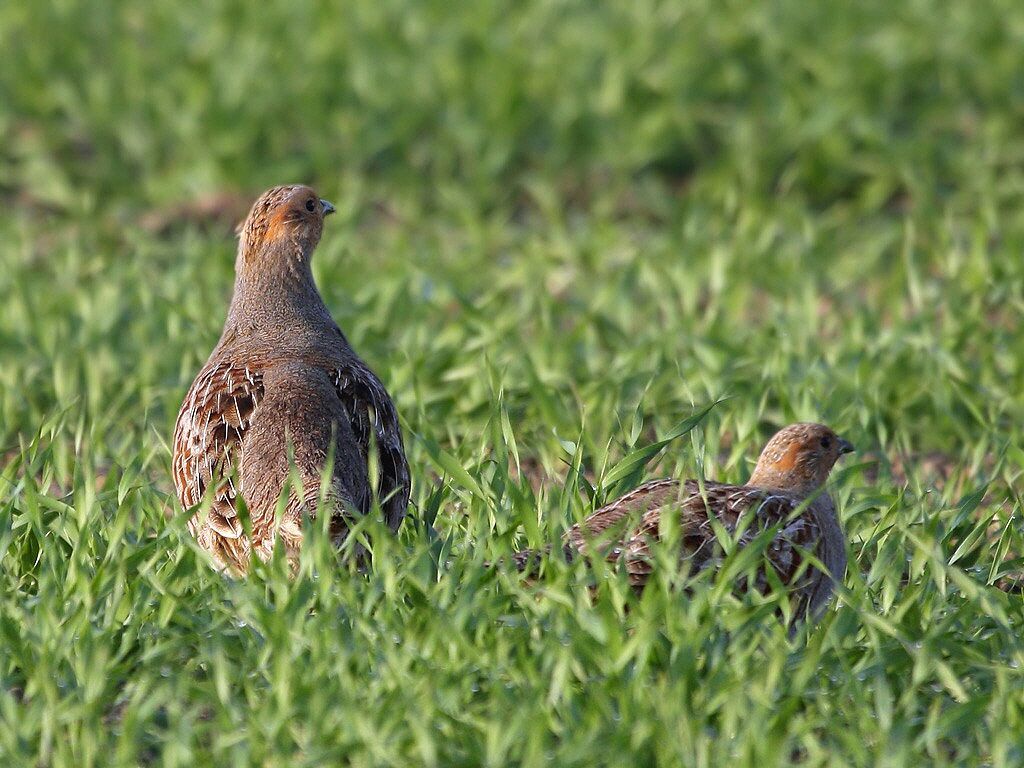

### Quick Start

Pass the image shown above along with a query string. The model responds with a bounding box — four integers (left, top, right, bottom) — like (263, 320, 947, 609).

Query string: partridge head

(238, 184, 336, 263)
(747, 423, 854, 493)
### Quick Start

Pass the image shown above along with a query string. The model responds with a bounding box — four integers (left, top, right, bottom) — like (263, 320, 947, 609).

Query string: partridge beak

(320, 199, 336, 216)
(837, 437, 855, 455)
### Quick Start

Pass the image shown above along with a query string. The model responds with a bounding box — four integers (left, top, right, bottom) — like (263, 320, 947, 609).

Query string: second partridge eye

(305, 198, 316, 212)
(820, 437, 831, 449)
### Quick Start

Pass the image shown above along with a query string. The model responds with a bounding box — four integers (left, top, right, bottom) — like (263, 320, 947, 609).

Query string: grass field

(3, 0, 1024, 765)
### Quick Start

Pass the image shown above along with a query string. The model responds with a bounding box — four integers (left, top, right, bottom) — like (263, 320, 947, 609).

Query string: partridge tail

(501, 544, 578, 576)
(510, 548, 547, 574)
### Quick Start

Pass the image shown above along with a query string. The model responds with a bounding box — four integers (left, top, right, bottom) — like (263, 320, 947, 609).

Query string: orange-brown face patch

(263, 207, 295, 243)
(772, 441, 801, 472)
(238, 185, 296, 255)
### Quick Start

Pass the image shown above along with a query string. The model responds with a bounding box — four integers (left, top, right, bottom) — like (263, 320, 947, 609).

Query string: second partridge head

(747, 422, 854, 494)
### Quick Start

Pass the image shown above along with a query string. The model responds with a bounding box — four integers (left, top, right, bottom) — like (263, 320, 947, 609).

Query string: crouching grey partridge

(172, 185, 410, 573)
(515, 423, 853, 626)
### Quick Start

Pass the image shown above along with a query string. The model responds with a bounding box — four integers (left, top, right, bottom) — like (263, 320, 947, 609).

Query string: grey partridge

(515, 423, 853, 625)
(172, 185, 410, 573)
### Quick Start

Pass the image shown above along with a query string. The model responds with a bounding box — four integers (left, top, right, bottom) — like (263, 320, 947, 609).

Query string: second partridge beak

(837, 437, 855, 455)
(320, 199, 336, 216)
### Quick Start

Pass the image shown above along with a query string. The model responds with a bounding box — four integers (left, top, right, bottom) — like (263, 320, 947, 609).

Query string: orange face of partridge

(747, 423, 854, 494)
(238, 185, 336, 262)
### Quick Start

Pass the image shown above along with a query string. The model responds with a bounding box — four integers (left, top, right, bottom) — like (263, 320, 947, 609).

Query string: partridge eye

(305, 198, 316, 212)
(820, 437, 831, 449)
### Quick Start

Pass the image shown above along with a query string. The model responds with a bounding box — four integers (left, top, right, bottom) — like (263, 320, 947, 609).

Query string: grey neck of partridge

(747, 459, 828, 496)
(225, 238, 332, 333)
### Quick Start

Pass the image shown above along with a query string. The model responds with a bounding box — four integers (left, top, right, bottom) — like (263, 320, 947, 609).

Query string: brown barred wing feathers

(172, 360, 264, 568)
(333, 358, 410, 533)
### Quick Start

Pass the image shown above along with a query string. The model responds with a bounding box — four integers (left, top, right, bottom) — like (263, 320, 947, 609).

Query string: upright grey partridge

(515, 423, 853, 625)
(172, 185, 410, 573)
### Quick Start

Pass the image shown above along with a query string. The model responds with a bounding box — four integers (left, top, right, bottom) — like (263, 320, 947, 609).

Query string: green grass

(3, 0, 1024, 765)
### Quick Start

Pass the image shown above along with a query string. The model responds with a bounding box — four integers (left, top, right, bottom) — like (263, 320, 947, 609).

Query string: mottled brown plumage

(514, 423, 853, 625)
(172, 185, 409, 573)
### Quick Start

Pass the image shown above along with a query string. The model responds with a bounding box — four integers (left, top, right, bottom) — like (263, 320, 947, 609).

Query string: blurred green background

(2, 1, 1023, 766)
